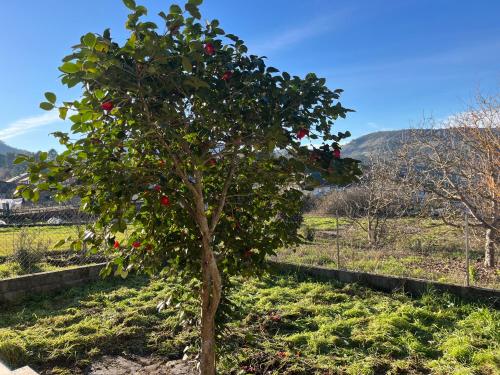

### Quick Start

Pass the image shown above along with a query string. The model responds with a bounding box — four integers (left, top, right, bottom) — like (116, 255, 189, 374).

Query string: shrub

(11, 228, 49, 272)
(303, 226, 316, 242)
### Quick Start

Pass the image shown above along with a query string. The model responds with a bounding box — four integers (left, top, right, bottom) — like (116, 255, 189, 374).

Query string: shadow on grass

(0, 274, 150, 328)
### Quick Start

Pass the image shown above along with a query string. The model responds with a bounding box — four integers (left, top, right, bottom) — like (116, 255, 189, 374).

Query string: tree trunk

(196, 209, 222, 375)
(200, 252, 218, 374)
(367, 217, 377, 246)
(484, 228, 496, 268)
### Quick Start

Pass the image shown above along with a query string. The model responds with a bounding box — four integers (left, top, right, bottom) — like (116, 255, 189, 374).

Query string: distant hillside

(0, 141, 29, 155)
(0, 141, 32, 180)
(341, 130, 414, 162)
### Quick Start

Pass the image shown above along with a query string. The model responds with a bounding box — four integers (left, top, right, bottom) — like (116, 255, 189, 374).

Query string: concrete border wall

(270, 261, 500, 308)
(0, 263, 106, 304)
(1, 261, 499, 307)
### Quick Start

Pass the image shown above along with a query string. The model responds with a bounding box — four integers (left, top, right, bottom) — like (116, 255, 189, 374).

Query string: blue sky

(0, 0, 499, 152)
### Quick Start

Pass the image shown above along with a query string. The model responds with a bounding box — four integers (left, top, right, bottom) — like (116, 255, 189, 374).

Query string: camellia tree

(17, 1, 361, 373)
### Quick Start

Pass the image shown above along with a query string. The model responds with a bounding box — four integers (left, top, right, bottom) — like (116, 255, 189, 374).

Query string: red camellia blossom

(208, 158, 217, 167)
(221, 71, 233, 81)
(160, 195, 170, 206)
(269, 313, 281, 322)
(101, 101, 113, 111)
(204, 43, 215, 55)
(297, 128, 309, 140)
(132, 241, 141, 248)
(113, 240, 120, 249)
(276, 351, 288, 358)
(333, 149, 341, 159)
(154, 185, 162, 192)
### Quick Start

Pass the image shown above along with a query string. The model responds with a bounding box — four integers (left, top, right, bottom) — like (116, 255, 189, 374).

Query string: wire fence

(275, 213, 499, 290)
(1, 205, 497, 290)
(0, 204, 103, 280)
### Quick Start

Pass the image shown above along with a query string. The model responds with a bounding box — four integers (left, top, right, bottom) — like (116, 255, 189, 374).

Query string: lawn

(0, 270, 498, 374)
(275, 215, 500, 289)
(0, 226, 80, 257)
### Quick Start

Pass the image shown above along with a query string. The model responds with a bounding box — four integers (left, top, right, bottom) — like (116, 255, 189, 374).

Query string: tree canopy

(16, 0, 361, 372)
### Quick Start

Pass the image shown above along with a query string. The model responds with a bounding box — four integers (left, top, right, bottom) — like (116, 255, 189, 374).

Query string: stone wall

(0, 263, 105, 304)
(270, 261, 500, 308)
(1, 261, 498, 307)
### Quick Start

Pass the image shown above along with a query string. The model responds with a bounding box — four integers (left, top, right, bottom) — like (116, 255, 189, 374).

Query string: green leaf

(94, 89, 106, 100)
(158, 11, 168, 21)
(181, 56, 192, 72)
(59, 107, 68, 120)
(170, 4, 182, 14)
(44, 92, 57, 104)
(188, 0, 203, 5)
(40, 102, 55, 111)
(59, 62, 80, 73)
(53, 239, 67, 248)
(22, 189, 33, 200)
(83, 33, 97, 48)
(39, 151, 48, 161)
(14, 154, 29, 164)
(122, 0, 136, 10)
(185, 3, 201, 19)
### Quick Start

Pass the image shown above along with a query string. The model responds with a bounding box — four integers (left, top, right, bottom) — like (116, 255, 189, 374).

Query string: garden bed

(0, 270, 498, 374)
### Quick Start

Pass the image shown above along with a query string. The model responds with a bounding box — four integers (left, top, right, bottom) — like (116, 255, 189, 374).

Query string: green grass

(0, 262, 75, 279)
(0, 271, 498, 374)
(302, 216, 348, 231)
(0, 226, 79, 257)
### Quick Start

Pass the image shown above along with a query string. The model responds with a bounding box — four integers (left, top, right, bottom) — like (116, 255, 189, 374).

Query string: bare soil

(86, 356, 196, 375)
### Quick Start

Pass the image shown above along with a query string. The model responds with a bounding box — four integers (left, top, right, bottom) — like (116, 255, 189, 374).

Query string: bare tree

(316, 154, 414, 246)
(400, 94, 499, 267)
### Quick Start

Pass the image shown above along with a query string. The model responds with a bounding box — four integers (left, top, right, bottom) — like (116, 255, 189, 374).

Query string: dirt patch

(86, 355, 197, 375)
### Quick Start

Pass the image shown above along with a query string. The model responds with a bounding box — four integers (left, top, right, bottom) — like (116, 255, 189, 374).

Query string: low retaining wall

(270, 261, 500, 308)
(1, 261, 499, 307)
(0, 263, 106, 304)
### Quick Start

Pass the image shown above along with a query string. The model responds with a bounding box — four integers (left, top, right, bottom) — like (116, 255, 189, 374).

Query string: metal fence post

(336, 211, 340, 269)
(465, 212, 470, 287)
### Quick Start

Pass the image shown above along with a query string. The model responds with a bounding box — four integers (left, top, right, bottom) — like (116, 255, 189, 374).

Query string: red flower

(154, 185, 162, 192)
(113, 240, 120, 249)
(243, 249, 254, 258)
(158, 160, 166, 166)
(297, 128, 309, 140)
(101, 101, 114, 111)
(132, 241, 141, 248)
(222, 71, 233, 81)
(208, 158, 217, 167)
(204, 43, 215, 55)
(333, 149, 341, 158)
(276, 351, 288, 358)
(269, 313, 281, 322)
(160, 195, 170, 206)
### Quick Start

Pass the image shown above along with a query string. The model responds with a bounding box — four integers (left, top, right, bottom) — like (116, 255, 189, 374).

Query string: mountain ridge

(0, 140, 30, 156)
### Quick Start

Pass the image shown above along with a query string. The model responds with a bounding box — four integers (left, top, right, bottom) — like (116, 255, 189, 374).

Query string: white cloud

(250, 7, 355, 55)
(367, 122, 391, 131)
(0, 112, 61, 141)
